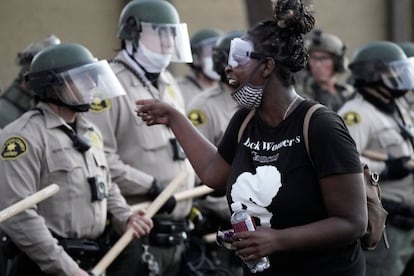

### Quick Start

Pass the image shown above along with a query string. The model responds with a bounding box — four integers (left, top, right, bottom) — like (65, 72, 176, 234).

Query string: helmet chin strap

(125, 40, 137, 56)
(44, 97, 91, 113)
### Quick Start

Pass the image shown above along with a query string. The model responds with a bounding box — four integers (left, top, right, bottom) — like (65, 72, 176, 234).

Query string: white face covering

(202, 57, 220, 80)
(126, 41, 172, 73)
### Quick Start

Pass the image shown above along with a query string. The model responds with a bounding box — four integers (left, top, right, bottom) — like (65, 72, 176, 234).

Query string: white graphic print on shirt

(230, 165, 280, 227)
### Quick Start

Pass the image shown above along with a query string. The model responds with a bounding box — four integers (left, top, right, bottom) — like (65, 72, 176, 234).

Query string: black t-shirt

(218, 100, 364, 275)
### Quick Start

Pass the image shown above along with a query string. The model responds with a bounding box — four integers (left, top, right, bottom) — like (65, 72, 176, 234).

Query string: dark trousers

(0, 246, 7, 276)
(106, 234, 142, 276)
(7, 253, 44, 276)
(402, 253, 414, 276)
(7, 240, 142, 276)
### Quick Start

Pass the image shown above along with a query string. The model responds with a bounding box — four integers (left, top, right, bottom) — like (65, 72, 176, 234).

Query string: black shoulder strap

(303, 104, 325, 164)
(185, 75, 203, 90)
(58, 125, 91, 153)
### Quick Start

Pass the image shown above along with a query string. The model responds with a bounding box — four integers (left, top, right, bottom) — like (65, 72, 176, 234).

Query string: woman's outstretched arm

(136, 99, 230, 190)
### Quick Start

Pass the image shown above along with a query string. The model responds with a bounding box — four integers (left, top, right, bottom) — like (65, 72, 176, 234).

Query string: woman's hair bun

(272, 0, 315, 35)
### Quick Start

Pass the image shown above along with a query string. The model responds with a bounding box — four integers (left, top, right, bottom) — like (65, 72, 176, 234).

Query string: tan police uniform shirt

(186, 84, 239, 221)
(187, 84, 239, 146)
(0, 102, 132, 275)
(338, 94, 414, 204)
(86, 51, 196, 219)
(176, 74, 205, 107)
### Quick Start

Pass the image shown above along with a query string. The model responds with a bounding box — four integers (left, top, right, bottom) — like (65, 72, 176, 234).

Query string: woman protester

(135, 0, 367, 275)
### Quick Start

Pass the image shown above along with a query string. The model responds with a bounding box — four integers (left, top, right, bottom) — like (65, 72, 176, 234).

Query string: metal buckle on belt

(153, 218, 188, 234)
(149, 232, 187, 247)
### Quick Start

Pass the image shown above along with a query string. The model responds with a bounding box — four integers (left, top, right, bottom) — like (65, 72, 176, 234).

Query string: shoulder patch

(89, 131, 103, 149)
(188, 109, 207, 126)
(342, 111, 362, 126)
(89, 99, 111, 112)
(1, 136, 28, 160)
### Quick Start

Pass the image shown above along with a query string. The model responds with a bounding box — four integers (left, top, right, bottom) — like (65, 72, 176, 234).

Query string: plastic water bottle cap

(231, 202, 243, 212)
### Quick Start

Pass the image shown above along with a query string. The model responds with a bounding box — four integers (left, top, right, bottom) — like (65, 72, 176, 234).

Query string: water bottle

(230, 202, 270, 273)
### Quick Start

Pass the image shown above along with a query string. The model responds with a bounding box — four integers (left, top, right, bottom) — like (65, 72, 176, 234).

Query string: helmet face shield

(195, 37, 218, 57)
(140, 22, 192, 63)
(380, 57, 414, 90)
(58, 60, 126, 106)
(228, 38, 263, 67)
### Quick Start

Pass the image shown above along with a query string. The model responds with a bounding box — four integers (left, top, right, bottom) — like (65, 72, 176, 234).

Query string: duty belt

(58, 238, 105, 270)
(149, 218, 188, 247)
(51, 230, 112, 271)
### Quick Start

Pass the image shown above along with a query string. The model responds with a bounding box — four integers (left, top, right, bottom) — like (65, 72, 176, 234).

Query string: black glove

(198, 182, 225, 198)
(380, 156, 411, 180)
(147, 179, 177, 214)
(209, 189, 226, 197)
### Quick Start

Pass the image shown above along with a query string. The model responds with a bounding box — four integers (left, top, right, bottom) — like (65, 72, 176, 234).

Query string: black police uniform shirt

(218, 100, 364, 274)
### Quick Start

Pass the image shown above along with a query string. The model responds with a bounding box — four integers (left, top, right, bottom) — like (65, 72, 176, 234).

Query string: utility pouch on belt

(58, 238, 104, 270)
(149, 218, 188, 247)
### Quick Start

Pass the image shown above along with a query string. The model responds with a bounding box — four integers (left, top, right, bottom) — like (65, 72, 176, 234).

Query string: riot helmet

(349, 41, 414, 92)
(118, 0, 192, 64)
(16, 34, 61, 67)
(212, 30, 245, 83)
(398, 42, 414, 58)
(306, 30, 347, 73)
(398, 42, 414, 104)
(189, 28, 223, 80)
(26, 43, 125, 112)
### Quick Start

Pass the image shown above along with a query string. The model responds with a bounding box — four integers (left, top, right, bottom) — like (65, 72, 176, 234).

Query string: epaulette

(12, 108, 43, 129)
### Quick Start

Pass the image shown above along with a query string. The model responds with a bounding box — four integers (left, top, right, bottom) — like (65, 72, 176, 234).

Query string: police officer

(296, 29, 354, 112)
(396, 41, 414, 276)
(338, 41, 414, 276)
(176, 28, 223, 106)
(0, 34, 61, 129)
(399, 42, 414, 58)
(187, 30, 244, 146)
(185, 30, 245, 276)
(85, 1, 195, 275)
(397, 42, 414, 120)
(0, 43, 153, 276)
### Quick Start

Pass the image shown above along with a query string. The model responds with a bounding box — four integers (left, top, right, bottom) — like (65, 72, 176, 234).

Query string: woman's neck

(259, 86, 300, 127)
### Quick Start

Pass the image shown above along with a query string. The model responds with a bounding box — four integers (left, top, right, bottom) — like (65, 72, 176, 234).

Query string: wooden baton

(131, 184, 214, 212)
(0, 184, 60, 223)
(90, 171, 188, 276)
(362, 149, 414, 169)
